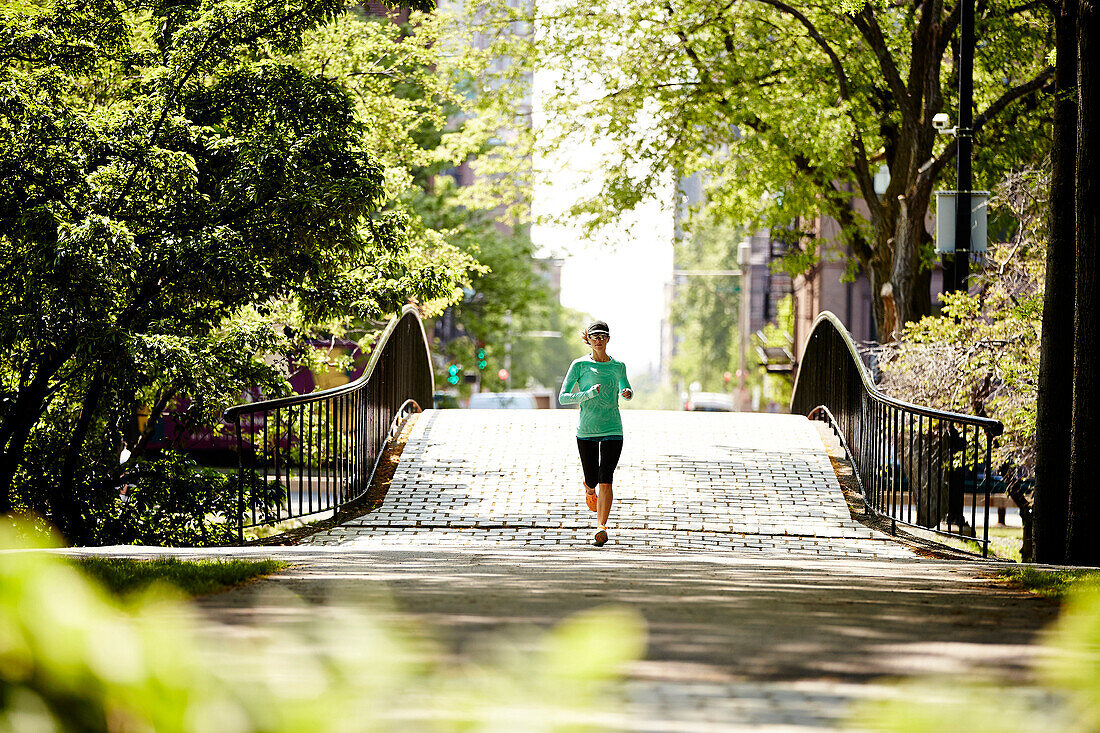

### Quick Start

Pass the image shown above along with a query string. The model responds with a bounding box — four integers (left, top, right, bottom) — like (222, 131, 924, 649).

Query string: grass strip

(1001, 566, 1100, 598)
(72, 557, 288, 598)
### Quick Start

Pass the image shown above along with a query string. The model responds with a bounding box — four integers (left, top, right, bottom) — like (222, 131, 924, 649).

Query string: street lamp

(940, 0, 976, 296)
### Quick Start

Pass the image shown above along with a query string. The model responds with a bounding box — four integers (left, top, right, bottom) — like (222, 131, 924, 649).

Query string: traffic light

(497, 368, 509, 381)
(447, 363, 460, 385)
(476, 347, 487, 370)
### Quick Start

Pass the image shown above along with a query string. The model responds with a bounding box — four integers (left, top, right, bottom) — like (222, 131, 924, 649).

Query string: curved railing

(791, 311, 1004, 556)
(224, 305, 433, 541)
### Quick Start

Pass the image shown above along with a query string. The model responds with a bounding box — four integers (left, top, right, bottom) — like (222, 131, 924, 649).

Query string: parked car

(433, 391, 460, 409)
(467, 391, 538, 409)
(683, 392, 735, 412)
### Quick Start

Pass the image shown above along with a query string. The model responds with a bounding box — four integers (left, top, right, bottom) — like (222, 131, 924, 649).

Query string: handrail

(791, 312, 1003, 433)
(224, 305, 426, 418)
(225, 305, 434, 541)
(791, 311, 1004, 556)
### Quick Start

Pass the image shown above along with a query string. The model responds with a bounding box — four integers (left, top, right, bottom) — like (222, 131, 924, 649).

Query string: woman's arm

(558, 363, 598, 405)
(619, 363, 633, 400)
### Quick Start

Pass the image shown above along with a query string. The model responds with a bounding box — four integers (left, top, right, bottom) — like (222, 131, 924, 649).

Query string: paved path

(160, 546, 1051, 732)
(303, 410, 914, 558)
(68, 410, 1060, 730)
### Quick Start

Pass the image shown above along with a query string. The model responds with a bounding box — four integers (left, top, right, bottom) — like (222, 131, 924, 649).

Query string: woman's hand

(621, 388, 633, 400)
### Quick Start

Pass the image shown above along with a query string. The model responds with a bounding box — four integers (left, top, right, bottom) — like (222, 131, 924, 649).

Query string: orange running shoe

(585, 489, 598, 512)
(594, 526, 608, 547)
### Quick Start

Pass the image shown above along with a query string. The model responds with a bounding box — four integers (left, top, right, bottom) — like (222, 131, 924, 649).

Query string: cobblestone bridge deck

(303, 409, 914, 558)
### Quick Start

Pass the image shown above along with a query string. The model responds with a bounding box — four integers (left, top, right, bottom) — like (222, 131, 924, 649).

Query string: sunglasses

(589, 333, 609, 341)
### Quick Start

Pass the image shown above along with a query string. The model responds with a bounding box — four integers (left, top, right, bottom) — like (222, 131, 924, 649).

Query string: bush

(876, 169, 1045, 559)
(0, 521, 646, 731)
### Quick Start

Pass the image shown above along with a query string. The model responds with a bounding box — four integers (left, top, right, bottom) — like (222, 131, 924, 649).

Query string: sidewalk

(163, 544, 1054, 731)
(66, 410, 1059, 730)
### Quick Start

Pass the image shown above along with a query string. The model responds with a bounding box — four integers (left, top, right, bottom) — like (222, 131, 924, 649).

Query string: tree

(408, 178, 586, 392)
(1033, 0, 1076, 564)
(0, 0, 475, 543)
(286, 5, 575, 393)
(465, 0, 1053, 339)
(1067, 0, 1100, 565)
(1033, 0, 1099, 566)
(668, 214, 743, 393)
(508, 301, 591, 392)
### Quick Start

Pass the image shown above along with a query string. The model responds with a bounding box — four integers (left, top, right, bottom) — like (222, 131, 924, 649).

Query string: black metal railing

(223, 305, 433, 541)
(791, 311, 1004, 556)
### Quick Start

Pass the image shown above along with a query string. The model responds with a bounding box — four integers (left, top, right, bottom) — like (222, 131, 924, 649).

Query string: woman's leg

(597, 482, 613, 526)
(596, 439, 623, 527)
(577, 439, 600, 509)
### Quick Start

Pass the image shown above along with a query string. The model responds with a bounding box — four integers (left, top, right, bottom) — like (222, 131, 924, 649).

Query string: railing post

(983, 431, 993, 557)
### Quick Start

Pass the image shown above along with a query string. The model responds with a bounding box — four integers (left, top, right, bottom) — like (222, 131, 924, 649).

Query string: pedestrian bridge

(225, 307, 1002, 556)
(300, 409, 914, 558)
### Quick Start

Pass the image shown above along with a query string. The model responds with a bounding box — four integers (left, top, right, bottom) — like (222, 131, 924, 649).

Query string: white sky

(530, 74, 674, 375)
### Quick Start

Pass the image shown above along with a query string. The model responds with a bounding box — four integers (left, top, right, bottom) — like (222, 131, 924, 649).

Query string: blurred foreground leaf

(1, 522, 646, 731)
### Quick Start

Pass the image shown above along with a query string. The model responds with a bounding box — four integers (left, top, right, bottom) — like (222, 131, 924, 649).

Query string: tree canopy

(466, 0, 1054, 338)
(0, 0, 478, 542)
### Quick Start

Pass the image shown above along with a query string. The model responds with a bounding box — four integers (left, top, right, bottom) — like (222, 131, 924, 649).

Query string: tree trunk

(891, 186, 936, 330)
(56, 372, 108, 544)
(0, 400, 48, 515)
(1034, 0, 1077, 564)
(0, 349, 73, 509)
(1067, 0, 1100, 566)
(866, 220, 896, 342)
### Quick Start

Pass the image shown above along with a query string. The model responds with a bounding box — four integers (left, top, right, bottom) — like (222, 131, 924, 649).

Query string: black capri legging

(577, 437, 624, 487)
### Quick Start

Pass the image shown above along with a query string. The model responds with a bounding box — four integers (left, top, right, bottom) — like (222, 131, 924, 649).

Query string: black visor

(587, 320, 609, 337)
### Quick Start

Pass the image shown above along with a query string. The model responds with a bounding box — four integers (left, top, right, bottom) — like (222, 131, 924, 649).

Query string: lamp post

(949, 0, 975, 294)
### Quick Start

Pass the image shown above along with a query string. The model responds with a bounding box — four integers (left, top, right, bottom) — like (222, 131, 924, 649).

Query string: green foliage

(413, 180, 585, 392)
(852, 576, 1100, 732)
(668, 213, 795, 409)
(0, 522, 646, 731)
(291, 10, 462, 176)
(669, 215, 743, 393)
(288, 7, 568, 393)
(463, 0, 1054, 332)
(71, 557, 287, 597)
(1002, 567, 1100, 599)
(878, 170, 1045, 495)
(621, 371, 681, 410)
(756, 294, 795, 409)
(509, 302, 591, 392)
(284, 7, 485, 320)
(105, 454, 286, 546)
(0, 0, 479, 542)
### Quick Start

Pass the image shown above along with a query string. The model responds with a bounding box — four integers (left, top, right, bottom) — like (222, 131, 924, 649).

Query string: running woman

(558, 320, 633, 546)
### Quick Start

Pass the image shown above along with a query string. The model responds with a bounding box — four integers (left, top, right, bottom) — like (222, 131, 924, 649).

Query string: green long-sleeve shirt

(558, 356, 633, 438)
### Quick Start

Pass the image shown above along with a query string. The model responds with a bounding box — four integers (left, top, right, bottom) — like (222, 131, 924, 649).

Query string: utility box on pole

(935, 190, 990, 254)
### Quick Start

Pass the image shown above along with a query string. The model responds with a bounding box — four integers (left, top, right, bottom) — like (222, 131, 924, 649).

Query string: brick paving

(302, 409, 915, 558)
(55, 410, 1060, 731)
